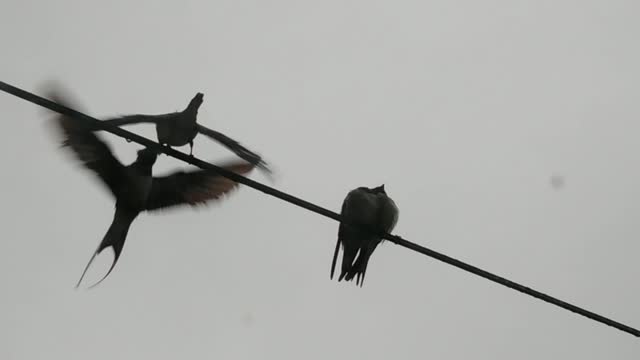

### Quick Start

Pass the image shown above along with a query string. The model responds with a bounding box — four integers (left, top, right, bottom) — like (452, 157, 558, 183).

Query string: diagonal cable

(1, 80, 637, 338)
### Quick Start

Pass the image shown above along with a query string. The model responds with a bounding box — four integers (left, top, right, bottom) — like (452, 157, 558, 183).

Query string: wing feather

(46, 89, 126, 197)
(145, 161, 255, 211)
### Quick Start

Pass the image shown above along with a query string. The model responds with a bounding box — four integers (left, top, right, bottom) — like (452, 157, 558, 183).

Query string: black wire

(1, 80, 637, 338)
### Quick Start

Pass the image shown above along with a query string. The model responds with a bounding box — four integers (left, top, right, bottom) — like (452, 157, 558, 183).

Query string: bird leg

(189, 140, 194, 156)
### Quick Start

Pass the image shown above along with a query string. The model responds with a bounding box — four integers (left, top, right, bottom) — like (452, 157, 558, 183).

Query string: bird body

(118, 150, 156, 209)
(155, 117, 198, 148)
(155, 93, 202, 148)
(330, 185, 398, 286)
(46, 87, 255, 288)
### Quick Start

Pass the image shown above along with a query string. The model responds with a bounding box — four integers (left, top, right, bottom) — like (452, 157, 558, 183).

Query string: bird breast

(342, 190, 380, 226)
(342, 189, 399, 234)
(119, 173, 153, 210)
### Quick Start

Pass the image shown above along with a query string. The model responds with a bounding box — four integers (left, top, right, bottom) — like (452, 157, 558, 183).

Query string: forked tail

(76, 208, 137, 289)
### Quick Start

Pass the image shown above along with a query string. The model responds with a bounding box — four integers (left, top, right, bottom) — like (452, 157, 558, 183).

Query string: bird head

(186, 92, 204, 113)
(136, 147, 158, 166)
(371, 184, 386, 194)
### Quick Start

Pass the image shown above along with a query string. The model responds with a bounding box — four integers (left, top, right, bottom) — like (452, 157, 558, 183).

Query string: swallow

(46, 88, 255, 288)
(330, 185, 399, 286)
(102, 92, 270, 173)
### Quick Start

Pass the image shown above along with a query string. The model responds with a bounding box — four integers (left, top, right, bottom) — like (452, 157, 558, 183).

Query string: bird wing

(144, 161, 255, 211)
(330, 196, 351, 280)
(46, 89, 127, 198)
(102, 112, 177, 126)
(197, 124, 270, 173)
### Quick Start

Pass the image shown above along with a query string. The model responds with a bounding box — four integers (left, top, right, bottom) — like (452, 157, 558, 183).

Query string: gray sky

(1, 0, 639, 359)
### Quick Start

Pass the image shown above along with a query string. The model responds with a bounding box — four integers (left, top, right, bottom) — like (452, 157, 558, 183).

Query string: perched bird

(330, 185, 399, 286)
(102, 92, 270, 173)
(46, 88, 255, 288)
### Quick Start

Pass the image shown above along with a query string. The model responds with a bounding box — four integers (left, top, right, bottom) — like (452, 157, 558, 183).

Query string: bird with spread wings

(102, 92, 270, 174)
(47, 87, 255, 288)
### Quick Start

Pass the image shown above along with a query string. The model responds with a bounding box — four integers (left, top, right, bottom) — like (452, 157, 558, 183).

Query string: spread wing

(102, 112, 177, 126)
(102, 92, 202, 127)
(197, 124, 270, 173)
(46, 89, 126, 198)
(144, 161, 255, 211)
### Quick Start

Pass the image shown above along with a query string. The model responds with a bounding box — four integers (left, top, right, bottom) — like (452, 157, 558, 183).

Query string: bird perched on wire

(330, 185, 399, 286)
(102, 92, 270, 173)
(46, 88, 256, 288)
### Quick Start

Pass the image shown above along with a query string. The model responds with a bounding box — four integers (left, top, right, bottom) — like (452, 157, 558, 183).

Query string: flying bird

(101, 92, 270, 173)
(330, 185, 399, 286)
(46, 88, 255, 288)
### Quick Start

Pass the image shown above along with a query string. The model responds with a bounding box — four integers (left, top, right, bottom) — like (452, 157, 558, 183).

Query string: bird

(46, 88, 256, 288)
(330, 185, 399, 287)
(101, 92, 270, 173)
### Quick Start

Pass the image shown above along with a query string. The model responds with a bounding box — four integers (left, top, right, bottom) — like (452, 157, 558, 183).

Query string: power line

(1, 80, 638, 338)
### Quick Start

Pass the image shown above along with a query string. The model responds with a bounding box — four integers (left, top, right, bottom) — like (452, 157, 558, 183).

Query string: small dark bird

(102, 92, 270, 173)
(46, 89, 255, 288)
(330, 185, 399, 286)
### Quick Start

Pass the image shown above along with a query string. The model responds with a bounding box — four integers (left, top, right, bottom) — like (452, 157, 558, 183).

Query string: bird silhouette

(46, 88, 255, 288)
(101, 92, 270, 173)
(330, 185, 399, 286)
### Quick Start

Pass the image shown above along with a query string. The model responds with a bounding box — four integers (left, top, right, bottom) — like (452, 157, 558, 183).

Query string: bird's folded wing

(378, 196, 399, 233)
(331, 197, 352, 279)
(46, 90, 127, 198)
(336, 195, 352, 241)
(145, 161, 255, 211)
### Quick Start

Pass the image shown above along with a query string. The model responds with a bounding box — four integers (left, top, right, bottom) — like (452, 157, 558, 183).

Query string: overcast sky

(1, 1, 639, 359)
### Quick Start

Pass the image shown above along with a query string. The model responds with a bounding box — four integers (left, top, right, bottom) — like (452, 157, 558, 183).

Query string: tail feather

(76, 209, 137, 289)
(330, 238, 341, 280)
(197, 124, 270, 173)
(344, 239, 381, 287)
(356, 256, 370, 287)
(339, 246, 360, 282)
